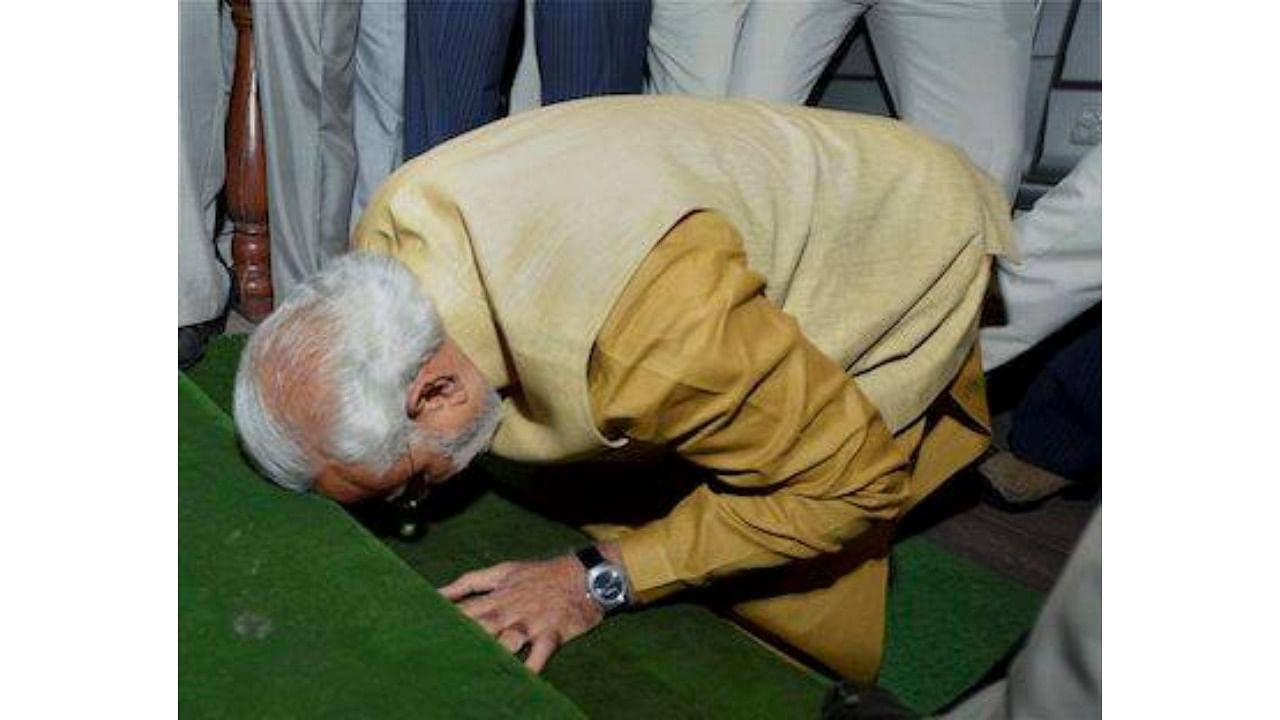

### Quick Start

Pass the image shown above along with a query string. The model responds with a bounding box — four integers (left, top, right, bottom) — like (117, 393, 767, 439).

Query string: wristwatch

(574, 546, 630, 613)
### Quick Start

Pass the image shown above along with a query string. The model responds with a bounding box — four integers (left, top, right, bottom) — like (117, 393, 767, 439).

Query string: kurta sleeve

(588, 212, 913, 604)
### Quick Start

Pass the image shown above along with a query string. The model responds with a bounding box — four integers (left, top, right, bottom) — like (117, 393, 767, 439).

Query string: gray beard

(427, 386, 503, 476)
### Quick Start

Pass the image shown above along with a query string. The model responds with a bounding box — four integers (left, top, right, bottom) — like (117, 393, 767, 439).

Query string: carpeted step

(179, 373, 584, 718)
(186, 335, 1042, 714)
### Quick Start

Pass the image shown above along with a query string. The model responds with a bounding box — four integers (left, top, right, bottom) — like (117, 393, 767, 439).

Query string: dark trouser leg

(403, 0, 520, 158)
(1009, 310, 1102, 481)
(534, 0, 652, 104)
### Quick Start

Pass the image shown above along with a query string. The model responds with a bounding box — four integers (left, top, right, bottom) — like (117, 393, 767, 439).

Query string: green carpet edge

(179, 372, 589, 719)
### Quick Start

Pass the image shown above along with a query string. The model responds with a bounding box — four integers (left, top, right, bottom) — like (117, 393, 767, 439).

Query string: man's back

(354, 96, 1014, 446)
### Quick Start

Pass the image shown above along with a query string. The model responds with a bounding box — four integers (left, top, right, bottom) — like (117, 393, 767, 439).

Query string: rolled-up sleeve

(589, 212, 912, 604)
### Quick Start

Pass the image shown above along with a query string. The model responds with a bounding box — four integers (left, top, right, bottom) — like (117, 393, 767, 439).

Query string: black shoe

(821, 682, 917, 720)
(179, 316, 225, 371)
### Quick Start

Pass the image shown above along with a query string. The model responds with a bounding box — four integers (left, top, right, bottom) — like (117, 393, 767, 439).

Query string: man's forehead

(314, 462, 379, 503)
(316, 454, 411, 503)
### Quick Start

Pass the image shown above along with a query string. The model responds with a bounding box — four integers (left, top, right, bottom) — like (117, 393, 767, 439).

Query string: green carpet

(185, 335, 1043, 715)
(372, 480, 833, 719)
(179, 374, 582, 718)
(880, 539, 1039, 711)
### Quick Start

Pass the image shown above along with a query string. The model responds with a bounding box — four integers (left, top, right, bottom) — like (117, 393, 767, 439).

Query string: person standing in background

(981, 146, 1102, 373)
(351, 1, 408, 230)
(251, 1, 361, 301)
(645, 1, 1103, 505)
(647, 0, 1038, 199)
(402, 0, 652, 157)
(179, 1, 362, 368)
(979, 147, 1102, 506)
(179, 0, 234, 370)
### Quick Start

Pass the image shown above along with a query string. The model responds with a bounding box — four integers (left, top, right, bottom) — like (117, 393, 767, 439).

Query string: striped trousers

(403, 0, 652, 157)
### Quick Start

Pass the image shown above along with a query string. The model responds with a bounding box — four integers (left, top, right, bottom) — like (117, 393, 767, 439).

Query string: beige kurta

(352, 96, 1015, 680)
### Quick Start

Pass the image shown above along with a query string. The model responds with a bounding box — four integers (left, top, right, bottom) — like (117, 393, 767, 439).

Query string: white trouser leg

(351, 0, 406, 230)
(981, 146, 1102, 371)
(729, 0, 869, 103)
(866, 0, 1036, 199)
(509, 0, 542, 114)
(253, 0, 361, 301)
(179, 0, 231, 327)
(647, 0, 748, 96)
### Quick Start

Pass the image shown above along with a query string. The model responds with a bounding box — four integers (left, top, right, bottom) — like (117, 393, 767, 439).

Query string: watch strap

(574, 545, 607, 571)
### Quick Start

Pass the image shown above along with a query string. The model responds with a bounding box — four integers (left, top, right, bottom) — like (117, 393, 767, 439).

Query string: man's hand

(439, 554, 603, 673)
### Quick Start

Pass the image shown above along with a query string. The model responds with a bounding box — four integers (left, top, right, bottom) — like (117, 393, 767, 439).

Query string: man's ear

(405, 364, 466, 419)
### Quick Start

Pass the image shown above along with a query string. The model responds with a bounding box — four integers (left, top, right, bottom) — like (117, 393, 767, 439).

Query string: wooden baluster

(225, 0, 273, 322)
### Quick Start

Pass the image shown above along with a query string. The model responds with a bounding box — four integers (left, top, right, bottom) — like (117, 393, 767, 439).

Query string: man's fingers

(495, 628, 527, 655)
(439, 563, 515, 601)
(523, 635, 559, 674)
(438, 557, 590, 674)
(472, 610, 507, 636)
(456, 593, 501, 623)
(451, 592, 507, 636)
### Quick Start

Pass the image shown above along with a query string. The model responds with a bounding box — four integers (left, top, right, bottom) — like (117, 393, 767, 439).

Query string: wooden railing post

(225, 0, 273, 322)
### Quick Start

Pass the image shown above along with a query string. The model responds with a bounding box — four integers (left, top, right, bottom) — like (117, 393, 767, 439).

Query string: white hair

(233, 252, 445, 491)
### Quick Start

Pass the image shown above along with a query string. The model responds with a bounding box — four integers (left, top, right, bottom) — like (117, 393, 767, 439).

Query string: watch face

(591, 569, 626, 602)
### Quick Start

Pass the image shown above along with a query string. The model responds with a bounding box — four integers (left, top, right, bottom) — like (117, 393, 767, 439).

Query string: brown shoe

(978, 451, 1072, 509)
